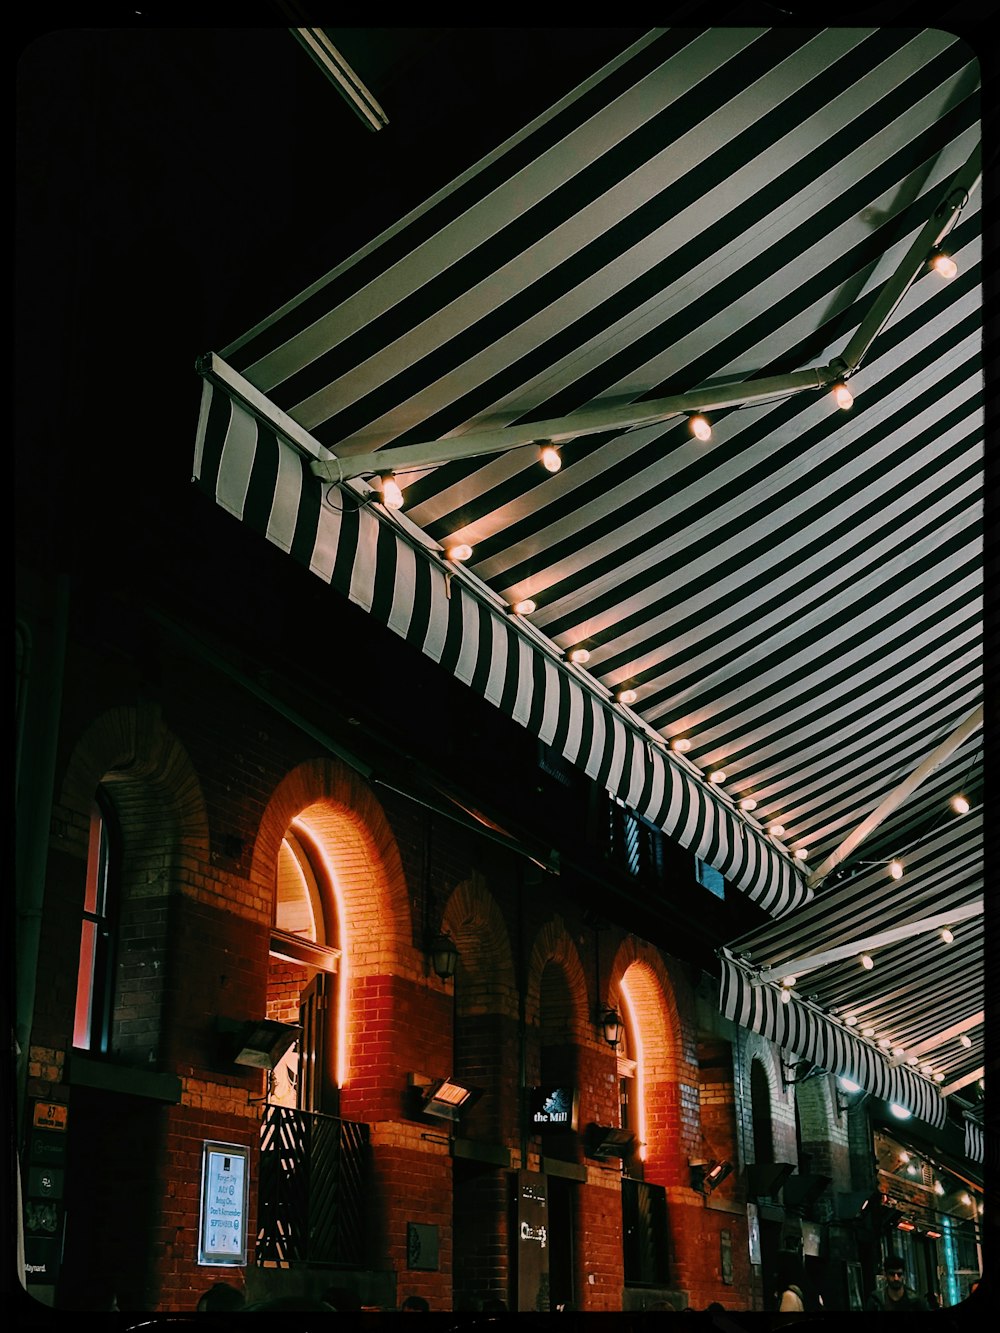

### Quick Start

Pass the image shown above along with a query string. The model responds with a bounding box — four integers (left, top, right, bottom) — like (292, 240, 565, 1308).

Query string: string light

(615, 687, 638, 705)
(672, 738, 692, 753)
(889, 859, 903, 880)
(929, 248, 958, 280)
(950, 794, 970, 815)
(566, 647, 590, 664)
(539, 442, 562, 473)
(959, 1033, 972, 1049)
(939, 927, 954, 945)
(794, 847, 808, 860)
(780, 987, 791, 1004)
(831, 381, 854, 410)
(376, 473, 404, 510)
(689, 414, 712, 441)
(843, 1014, 858, 1026)
(738, 796, 757, 812)
(860, 954, 875, 971)
(781, 975, 797, 988)
(708, 769, 727, 784)
(768, 823, 785, 838)
(445, 542, 473, 562)
(511, 598, 536, 615)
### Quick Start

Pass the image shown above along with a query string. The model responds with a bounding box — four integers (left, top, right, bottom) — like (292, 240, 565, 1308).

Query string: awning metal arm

(307, 366, 833, 483)
(834, 142, 981, 379)
(807, 704, 983, 888)
(754, 900, 982, 982)
(905, 1011, 983, 1059)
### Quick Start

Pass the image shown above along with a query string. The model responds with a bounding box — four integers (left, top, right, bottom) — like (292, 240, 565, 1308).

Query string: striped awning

(194, 376, 809, 916)
(719, 953, 947, 1128)
(721, 808, 983, 1125)
(191, 27, 983, 1091)
(964, 1117, 984, 1168)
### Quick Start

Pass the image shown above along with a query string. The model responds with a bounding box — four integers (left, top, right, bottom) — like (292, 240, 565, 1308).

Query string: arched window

(267, 818, 341, 1113)
(72, 790, 120, 1052)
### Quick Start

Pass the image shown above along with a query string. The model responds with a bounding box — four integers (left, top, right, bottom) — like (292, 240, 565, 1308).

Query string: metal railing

(256, 1105, 369, 1268)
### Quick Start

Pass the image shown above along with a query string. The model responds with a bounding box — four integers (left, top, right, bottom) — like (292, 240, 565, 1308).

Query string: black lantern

(429, 932, 459, 980)
(601, 1008, 623, 1048)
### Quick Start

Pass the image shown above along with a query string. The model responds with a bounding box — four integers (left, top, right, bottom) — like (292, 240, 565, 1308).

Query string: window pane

(73, 919, 97, 1049)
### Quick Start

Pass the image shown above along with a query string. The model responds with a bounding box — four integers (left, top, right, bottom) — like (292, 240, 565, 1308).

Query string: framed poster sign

(198, 1141, 249, 1266)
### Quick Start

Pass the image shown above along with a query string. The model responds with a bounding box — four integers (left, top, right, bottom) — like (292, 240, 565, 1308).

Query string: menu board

(198, 1141, 249, 1266)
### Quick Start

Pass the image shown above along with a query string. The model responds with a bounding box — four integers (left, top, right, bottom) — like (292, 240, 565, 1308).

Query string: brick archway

(59, 702, 210, 869)
(524, 916, 590, 1042)
(252, 756, 412, 978)
(442, 874, 517, 1019)
(606, 940, 699, 1189)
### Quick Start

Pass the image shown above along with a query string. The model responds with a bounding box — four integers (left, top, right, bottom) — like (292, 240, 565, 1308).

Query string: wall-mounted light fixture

(408, 1073, 481, 1123)
(428, 932, 459, 981)
(600, 1008, 623, 1048)
(584, 1123, 635, 1160)
(689, 1159, 733, 1193)
(219, 1017, 302, 1070)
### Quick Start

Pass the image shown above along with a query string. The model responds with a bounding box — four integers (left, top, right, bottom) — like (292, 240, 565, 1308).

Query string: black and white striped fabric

(194, 379, 809, 916)
(720, 808, 982, 1122)
(719, 953, 947, 1127)
(192, 27, 982, 1085)
(963, 1117, 984, 1167)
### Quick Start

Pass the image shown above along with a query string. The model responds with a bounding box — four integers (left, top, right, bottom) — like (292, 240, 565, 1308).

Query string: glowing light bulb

(511, 598, 536, 615)
(780, 988, 791, 1004)
(446, 542, 473, 562)
(567, 647, 590, 664)
(889, 859, 903, 881)
(615, 687, 638, 705)
(939, 927, 954, 945)
(951, 794, 970, 815)
(832, 381, 854, 410)
(378, 474, 404, 509)
(889, 1103, 912, 1120)
(794, 847, 808, 860)
(930, 250, 958, 280)
(844, 1014, 857, 1026)
(672, 738, 692, 753)
(780, 976, 797, 988)
(838, 1077, 861, 1094)
(959, 1033, 972, 1049)
(708, 769, 727, 784)
(738, 796, 757, 812)
(933, 1180, 944, 1196)
(539, 443, 562, 473)
(892, 1047, 905, 1059)
(862, 1027, 875, 1037)
(689, 415, 712, 442)
(768, 823, 785, 838)
(933, 1072, 945, 1083)
(860, 954, 875, 971)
